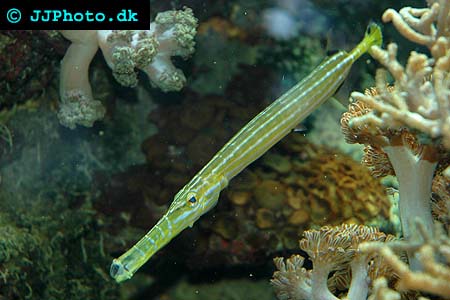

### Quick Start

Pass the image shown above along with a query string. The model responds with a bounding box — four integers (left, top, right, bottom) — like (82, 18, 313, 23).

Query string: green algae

(0, 105, 121, 300)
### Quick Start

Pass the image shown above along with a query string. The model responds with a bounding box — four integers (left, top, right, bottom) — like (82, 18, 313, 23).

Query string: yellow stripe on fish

(110, 23, 382, 282)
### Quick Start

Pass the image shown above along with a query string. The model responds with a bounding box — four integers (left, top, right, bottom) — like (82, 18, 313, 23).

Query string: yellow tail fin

(350, 23, 383, 61)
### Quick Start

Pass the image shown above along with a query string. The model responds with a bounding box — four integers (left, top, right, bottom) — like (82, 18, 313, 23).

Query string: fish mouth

(110, 259, 133, 283)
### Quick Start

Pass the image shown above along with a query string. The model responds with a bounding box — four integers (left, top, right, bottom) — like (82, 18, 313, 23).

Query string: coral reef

(3, 0, 447, 298)
(271, 224, 397, 300)
(271, 221, 450, 299)
(360, 221, 450, 298)
(341, 94, 444, 258)
(341, 0, 450, 270)
(271, 2, 450, 299)
(58, 7, 198, 129)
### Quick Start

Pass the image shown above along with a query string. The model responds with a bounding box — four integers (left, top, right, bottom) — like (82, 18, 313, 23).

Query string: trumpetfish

(110, 23, 383, 282)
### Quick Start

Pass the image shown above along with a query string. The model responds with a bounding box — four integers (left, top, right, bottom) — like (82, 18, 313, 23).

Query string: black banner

(0, 0, 150, 29)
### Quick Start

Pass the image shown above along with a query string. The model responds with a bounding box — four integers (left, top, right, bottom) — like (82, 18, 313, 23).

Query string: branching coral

(58, 7, 197, 129)
(360, 221, 450, 299)
(271, 224, 395, 300)
(271, 255, 312, 300)
(341, 0, 450, 269)
(299, 3, 450, 289)
(351, 0, 450, 147)
(341, 92, 441, 270)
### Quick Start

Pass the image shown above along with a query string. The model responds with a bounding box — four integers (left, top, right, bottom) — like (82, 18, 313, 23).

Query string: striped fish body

(110, 24, 382, 282)
(202, 51, 354, 181)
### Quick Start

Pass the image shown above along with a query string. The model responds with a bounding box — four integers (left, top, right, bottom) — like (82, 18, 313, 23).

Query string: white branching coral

(271, 222, 450, 299)
(58, 7, 198, 129)
(273, 2, 450, 299)
(341, 91, 441, 271)
(271, 255, 312, 300)
(271, 224, 394, 300)
(360, 222, 450, 299)
(350, 0, 450, 147)
(341, 0, 450, 270)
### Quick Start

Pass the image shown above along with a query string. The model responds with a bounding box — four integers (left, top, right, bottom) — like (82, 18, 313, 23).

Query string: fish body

(110, 24, 382, 282)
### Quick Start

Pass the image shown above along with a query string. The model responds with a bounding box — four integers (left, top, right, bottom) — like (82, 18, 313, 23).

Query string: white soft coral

(58, 7, 197, 129)
(58, 30, 105, 129)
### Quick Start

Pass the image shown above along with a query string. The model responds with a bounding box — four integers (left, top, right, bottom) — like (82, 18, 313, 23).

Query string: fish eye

(187, 193, 197, 206)
(366, 23, 376, 35)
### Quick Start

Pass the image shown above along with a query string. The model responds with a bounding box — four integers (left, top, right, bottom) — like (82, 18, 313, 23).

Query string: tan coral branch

(382, 7, 437, 47)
